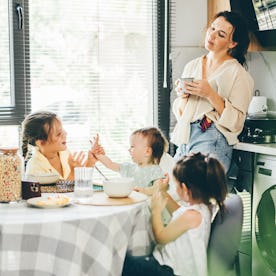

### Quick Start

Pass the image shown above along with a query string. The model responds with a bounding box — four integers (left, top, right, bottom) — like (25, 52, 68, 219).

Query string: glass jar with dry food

(0, 147, 22, 202)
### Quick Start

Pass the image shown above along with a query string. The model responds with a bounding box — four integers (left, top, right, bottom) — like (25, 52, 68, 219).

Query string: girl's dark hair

(132, 127, 169, 164)
(214, 10, 250, 68)
(173, 152, 227, 215)
(21, 111, 57, 160)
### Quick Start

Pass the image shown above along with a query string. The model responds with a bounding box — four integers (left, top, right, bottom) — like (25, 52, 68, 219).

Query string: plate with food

(27, 195, 71, 208)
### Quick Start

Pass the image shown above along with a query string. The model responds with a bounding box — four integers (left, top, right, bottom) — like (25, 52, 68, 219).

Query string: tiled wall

(247, 52, 276, 111)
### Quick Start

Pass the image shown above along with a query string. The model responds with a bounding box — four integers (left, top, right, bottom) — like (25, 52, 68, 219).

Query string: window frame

(1, 0, 170, 138)
(156, 0, 171, 142)
(0, 0, 30, 125)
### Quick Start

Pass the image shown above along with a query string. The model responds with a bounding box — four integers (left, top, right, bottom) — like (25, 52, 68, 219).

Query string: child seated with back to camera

(91, 127, 169, 194)
(21, 111, 103, 180)
(122, 152, 228, 276)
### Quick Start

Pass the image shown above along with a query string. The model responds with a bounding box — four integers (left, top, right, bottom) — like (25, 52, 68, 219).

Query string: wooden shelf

(207, 0, 231, 25)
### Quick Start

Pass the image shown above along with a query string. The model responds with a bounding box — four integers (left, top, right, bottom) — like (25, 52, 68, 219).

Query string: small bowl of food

(27, 173, 60, 184)
(103, 177, 134, 198)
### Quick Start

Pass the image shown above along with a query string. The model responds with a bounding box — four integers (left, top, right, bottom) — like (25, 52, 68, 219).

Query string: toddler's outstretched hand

(85, 134, 105, 167)
(89, 133, 120, 172)
(86, 151, 97, 167)
(89, 134, 105, 157)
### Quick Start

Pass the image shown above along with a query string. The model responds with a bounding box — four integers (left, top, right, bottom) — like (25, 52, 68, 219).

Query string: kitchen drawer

(232, 150, 255, 172)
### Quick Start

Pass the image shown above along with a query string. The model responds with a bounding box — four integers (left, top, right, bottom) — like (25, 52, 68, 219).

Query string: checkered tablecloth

(0, 195, 153, 276)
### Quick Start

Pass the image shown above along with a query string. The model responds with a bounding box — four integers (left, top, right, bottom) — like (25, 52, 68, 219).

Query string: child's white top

(119, 163, 164, 187)
(153, 203, 211, 276)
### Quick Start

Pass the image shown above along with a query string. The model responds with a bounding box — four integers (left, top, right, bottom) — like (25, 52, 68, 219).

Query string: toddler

(92, 127, 169, 194)
(21, 111, 102, 180)
(122, 152, 228, 276)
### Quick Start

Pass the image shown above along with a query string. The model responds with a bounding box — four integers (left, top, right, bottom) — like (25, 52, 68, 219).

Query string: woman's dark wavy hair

(214, 10, 250, 68)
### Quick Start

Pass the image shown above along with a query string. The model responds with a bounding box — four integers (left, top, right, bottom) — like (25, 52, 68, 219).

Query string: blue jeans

(122, 254, 174, 276)
(174, 122, 233, 173)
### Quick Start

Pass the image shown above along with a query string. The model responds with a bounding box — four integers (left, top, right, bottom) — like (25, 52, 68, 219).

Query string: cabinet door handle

(228, 176, 238, 181)
(16, 4, 24, 30)
(256, 161, 265, 166)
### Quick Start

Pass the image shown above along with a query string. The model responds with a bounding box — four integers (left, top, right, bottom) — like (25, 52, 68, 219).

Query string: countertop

(234, 142, 276, 156)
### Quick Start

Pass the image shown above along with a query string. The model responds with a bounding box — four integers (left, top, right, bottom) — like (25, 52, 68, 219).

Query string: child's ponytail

(21, 136, 29, 160)
(173, 153, 228, 216)
(205, 156, 227, 215)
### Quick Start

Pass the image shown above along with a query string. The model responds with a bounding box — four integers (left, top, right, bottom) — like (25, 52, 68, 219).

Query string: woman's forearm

(207, 90, 225, 115)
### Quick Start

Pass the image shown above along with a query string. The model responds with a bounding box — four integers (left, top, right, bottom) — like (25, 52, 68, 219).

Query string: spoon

(94, 165, 109, 181)
(89, 138, 108, 181)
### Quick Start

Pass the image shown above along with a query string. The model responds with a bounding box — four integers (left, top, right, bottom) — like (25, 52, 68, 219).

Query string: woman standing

(171, 11, 254, 172)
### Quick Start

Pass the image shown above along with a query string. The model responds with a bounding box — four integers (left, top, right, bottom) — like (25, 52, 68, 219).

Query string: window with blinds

(0, 0, 171, 181)
(0, 0, 11, 107)
(0, 0, 14, 142)
(0, 0, 30, 146)
(28, 0, 158, 179)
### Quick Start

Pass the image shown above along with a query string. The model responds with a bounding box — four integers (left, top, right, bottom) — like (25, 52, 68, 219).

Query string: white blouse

(153, 203, 211, 276)
(171, 56, 254, 146)
(25, 147, 71, 179)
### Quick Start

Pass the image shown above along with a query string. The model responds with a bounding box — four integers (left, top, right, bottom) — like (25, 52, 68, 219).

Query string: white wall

(173, 0, 207, 47)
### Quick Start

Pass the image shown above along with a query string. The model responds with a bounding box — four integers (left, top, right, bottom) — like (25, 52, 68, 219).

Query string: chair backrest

(208, 194, 243, 276)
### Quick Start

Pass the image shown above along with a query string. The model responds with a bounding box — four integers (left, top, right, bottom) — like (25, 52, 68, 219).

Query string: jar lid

(0, 147, 18, 154)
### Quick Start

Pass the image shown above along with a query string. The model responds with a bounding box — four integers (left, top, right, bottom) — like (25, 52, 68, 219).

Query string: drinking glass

(74, 167, 94, 199)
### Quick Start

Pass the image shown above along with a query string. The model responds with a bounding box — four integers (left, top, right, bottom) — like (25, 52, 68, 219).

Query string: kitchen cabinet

(207, 0, 264, 51)
(232, 150, 254, 193)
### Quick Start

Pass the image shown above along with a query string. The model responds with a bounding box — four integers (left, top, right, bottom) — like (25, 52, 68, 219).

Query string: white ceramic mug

(175, 77, 194, 96)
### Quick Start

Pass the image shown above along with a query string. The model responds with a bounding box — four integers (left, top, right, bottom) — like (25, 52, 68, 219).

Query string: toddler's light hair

(131, 127, 169, 164)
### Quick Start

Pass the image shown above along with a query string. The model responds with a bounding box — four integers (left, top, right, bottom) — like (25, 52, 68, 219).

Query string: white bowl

(27, 173, 60, 184)
(103, 177, 134, 198)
